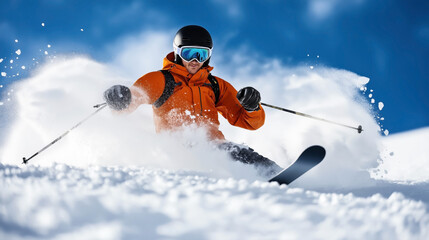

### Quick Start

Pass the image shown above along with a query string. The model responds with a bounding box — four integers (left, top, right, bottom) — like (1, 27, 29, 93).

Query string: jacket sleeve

(128, 71, 165, 111)
(215, 77, 265, 130)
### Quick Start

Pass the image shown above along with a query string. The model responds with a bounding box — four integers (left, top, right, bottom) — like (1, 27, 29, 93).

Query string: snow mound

(374, 127, 429, 183)
(1, 163, 428, 240)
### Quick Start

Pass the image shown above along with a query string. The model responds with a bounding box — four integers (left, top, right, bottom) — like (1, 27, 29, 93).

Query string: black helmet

(174, 25, 213, 49)
(173, 25, 213, 66)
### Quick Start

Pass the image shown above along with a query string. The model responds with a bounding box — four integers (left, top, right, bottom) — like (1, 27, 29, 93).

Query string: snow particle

(0, 102, 3, 106)
(15, 49, 21, 55)
(368, 94, 373, 98)
(0, 58, 3, 63)
(1, 72, 6, 77)
(15, 39, 19, 43)
(21, 66, 26, 70)
(383, 129, 389, 136)
(378, 102, 384, 111)
(10, 59, 14, 64)
(80, 28, 84, 32)
(47, 44, 51, 48)
(371, 99, 375, 104)
(41, 23, 45, 27)
(310, 66, 314, 70)
(44, 51, 48, 55)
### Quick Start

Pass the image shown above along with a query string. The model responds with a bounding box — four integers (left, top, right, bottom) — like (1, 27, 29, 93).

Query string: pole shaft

(23, 104, 107, 164)
(261, 102, 362, 133)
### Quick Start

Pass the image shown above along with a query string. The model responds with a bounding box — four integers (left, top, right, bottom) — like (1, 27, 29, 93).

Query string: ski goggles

(174, 46, 212, 63)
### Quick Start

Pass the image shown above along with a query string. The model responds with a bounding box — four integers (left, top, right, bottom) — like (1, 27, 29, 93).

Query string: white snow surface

(1, 31, 428, 239)
(375, 127, 429, 183)
(1, 164, 429, 240)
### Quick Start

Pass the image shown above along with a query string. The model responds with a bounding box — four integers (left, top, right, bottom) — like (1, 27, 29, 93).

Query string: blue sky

(0, 0, 428, 134)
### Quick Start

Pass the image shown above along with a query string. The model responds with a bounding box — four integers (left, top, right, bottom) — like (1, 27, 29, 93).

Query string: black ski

(269, 145, 326, 185)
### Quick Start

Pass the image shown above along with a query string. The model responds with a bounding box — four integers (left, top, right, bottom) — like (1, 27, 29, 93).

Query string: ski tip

(307, 145, 326, 159)
(269, 145, 327, 185)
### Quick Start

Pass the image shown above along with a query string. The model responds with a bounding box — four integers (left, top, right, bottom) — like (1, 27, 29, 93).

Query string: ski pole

(261, 102, 363, 134)
(22, 103, 107, 164)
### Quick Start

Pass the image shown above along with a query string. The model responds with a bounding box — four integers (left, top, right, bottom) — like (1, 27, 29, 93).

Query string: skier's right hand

(103, 85, 132, 111)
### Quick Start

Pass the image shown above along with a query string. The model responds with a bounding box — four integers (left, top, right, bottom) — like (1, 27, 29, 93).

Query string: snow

(1, 31, 428, 239)
(1, 72, 6, 77)
(379, 101, 384, 110)
(375, 127, 429, 182)
(0, 163, 428, 240)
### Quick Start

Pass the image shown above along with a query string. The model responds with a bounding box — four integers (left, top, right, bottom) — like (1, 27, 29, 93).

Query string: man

(104, 25, 281, 177)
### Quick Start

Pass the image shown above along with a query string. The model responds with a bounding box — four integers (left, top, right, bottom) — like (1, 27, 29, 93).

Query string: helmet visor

(176, 46, 211, 63)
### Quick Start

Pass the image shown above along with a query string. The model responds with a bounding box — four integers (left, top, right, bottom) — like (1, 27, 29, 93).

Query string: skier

(103, 25, 281, 177)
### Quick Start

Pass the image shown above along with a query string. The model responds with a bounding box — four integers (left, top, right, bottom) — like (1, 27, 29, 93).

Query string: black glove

(236, 87, 261, 112)
(103, 85, 132, 111)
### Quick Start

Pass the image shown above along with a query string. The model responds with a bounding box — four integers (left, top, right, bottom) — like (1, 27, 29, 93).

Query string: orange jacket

(129, 52, 265, 140)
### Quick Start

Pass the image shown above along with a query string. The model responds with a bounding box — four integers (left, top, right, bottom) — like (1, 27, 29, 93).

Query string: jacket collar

(162, 52, 214, 85)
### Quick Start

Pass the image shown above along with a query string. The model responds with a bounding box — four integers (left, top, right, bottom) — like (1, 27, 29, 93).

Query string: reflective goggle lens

(179, 47, 210, 63)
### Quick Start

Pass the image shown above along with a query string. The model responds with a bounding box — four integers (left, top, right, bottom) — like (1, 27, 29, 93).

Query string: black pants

(219, 142, 282, 178)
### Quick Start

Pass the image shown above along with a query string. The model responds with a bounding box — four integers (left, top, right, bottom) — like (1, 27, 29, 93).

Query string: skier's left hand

(237, 87, 261, 111)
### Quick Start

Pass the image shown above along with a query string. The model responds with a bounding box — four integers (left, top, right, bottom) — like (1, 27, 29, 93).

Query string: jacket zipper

(198, 86, 203, 116)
